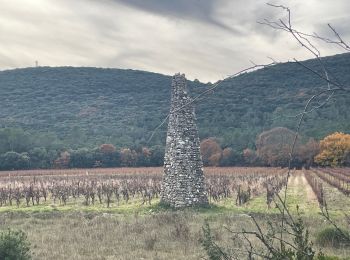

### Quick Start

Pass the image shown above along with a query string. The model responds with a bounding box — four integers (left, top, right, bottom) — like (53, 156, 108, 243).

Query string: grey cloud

(314, 17, 350, 42)
(112, 0, 242, 34)
(0, 0, 349, 82)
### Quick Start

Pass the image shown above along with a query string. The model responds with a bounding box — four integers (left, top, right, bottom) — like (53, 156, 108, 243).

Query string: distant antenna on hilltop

(35, 60, 39, 67)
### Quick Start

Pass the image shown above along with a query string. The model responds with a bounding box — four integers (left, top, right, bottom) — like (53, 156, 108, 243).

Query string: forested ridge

(0, 53, 349, 169)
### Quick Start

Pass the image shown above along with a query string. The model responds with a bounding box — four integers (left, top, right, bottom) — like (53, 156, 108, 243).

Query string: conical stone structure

(161, 73, 208, 208)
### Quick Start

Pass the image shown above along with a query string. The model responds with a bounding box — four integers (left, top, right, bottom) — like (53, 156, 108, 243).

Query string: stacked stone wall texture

(161, 73, 208, 208)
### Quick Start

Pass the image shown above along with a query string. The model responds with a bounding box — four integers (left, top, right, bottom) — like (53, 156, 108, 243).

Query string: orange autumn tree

(256, 127, 297, 167)
(200, 138, 222, 166)
(315, 132, 350, 167)
(120, 148, 137, 167)
(99, 144, 117, 153)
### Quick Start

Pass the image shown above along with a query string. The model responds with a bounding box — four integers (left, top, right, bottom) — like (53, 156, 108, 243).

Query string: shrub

(144, 233, 157, 251)
(0, 229, 31, 260)
(316, 253, 340, 260)
(200, 222, 227, 260)
(316, 227, 350, 248)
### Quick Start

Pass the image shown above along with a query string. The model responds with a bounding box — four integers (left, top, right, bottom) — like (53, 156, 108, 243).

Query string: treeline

(200, 128, 350, 168)
(200, 128, 318, 169)
(0, 127, 349, 170)
(55, 145, 164, 169)
(0, 128, 163, 170)
(0, 144, 164, 170)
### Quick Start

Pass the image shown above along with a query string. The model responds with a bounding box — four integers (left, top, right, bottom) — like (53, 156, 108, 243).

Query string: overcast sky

(0, 0, 349, 82)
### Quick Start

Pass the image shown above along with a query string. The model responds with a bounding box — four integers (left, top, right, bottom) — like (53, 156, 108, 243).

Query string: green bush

(200, 221, 229, 260)
(0, 229, 31, 260)
(316, 227, 350, 248)
(316, 253, 340, 260)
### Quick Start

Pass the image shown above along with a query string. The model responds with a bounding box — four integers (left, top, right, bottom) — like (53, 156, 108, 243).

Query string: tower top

(173, 72, 185, 78)
(171, 73, 189, 101)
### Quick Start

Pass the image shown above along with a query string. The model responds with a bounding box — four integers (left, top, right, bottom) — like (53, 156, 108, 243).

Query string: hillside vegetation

(0, 53, 349, 158)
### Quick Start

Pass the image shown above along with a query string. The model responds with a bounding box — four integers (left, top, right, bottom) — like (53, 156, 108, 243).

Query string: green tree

(149, 145, 164, 166)
(0, 128, 32, 154)
(0, 152, 30, 170)
(220, 148, 242, 166)
(28, 147, 50, 169)
(69, 148, 96, 168)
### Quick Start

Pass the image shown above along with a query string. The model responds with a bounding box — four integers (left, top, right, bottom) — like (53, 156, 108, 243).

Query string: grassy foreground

(0, 172, 349, 259)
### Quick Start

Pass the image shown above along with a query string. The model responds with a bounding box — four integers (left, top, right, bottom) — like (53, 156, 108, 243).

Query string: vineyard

(304, 168, 350, 207)
(0, 167, 349, 212)
(0, 167, 288, 209)
(0, 167, 350, 259)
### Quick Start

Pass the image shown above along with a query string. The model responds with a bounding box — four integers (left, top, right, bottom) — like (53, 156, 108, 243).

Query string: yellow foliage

(314, 132, 350, 167)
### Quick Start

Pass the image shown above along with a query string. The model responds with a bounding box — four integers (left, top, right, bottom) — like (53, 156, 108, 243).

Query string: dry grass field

(0, 167, 349, 259)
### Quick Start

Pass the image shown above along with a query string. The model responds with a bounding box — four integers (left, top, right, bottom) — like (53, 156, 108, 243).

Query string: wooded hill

(0, 53, 349, 152)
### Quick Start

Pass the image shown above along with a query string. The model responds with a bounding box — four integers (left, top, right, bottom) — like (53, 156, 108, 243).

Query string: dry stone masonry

(161, 73, 208, 208)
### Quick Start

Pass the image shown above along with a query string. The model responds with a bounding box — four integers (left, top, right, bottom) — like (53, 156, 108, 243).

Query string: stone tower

(161, 73, 208, 208)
